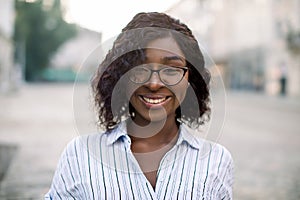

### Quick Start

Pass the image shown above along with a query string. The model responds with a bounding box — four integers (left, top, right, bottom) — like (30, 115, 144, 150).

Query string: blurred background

(0, 0, 299, 199)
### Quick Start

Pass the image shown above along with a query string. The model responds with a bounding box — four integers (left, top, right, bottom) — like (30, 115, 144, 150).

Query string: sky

(65, 0, 180, 41)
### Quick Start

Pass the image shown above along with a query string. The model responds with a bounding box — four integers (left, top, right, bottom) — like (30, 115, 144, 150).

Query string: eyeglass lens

(129, 66, 186, 85)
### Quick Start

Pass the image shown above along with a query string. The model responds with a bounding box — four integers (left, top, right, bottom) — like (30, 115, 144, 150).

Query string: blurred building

(0, 0, 18, 93)
(50, 26, 102, 71)
(167, 0, 300, 97)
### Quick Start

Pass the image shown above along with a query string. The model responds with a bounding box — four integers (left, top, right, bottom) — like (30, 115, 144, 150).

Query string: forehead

(145, 37, 185, 59)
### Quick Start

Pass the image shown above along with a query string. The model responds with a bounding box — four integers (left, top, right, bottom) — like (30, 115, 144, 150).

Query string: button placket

(155, 144, 178, 193)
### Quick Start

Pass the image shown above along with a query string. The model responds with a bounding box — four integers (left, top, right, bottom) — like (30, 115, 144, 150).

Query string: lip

(138, 94, 171, 108)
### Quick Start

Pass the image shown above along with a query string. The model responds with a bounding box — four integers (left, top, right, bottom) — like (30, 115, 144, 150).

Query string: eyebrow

(161, 56, 185, 63)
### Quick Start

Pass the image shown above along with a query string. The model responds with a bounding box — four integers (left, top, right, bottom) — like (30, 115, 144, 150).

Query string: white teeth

(143, 97, 166, 104)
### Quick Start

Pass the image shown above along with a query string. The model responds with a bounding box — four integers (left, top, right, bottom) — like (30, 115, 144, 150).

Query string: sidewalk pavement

(0, 84, 76, 199)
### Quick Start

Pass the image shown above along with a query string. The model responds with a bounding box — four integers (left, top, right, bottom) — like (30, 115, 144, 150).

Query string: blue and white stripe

(45, 122, 233, 199)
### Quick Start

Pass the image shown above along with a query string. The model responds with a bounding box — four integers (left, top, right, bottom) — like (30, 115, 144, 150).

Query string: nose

(145, 71, 164, 90)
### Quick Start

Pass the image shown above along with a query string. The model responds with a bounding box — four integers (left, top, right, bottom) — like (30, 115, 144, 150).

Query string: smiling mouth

(140, 96, 169, 104)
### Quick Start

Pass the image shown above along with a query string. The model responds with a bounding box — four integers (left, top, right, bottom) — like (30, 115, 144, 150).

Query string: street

(0, 84, 299, 199)
(221, 92, 300, 200)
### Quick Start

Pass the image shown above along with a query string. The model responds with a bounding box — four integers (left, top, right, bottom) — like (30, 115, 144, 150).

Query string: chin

(135, 109, 176, 124)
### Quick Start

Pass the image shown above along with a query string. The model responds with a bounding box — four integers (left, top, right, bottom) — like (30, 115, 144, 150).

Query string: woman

(45, 12, 233, 199)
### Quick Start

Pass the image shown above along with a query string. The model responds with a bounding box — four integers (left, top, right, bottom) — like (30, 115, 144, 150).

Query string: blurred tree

(14, 0, 77, 81)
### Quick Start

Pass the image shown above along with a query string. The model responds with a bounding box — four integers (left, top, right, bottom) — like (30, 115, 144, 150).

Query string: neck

(127, 115, 179, 145)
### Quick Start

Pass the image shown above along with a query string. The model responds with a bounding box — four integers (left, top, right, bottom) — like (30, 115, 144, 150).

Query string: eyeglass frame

(128, 65, 189, 86)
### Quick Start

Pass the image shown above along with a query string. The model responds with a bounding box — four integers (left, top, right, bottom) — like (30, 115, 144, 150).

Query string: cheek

(126, 82, 139, 101)
(119, 71, 138, 101)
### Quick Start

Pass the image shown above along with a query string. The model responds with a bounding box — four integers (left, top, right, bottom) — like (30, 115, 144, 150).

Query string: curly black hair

(92, 12, 211, 131)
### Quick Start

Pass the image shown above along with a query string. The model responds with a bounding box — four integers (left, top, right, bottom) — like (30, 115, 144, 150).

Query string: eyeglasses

(129, 65, 188, 86)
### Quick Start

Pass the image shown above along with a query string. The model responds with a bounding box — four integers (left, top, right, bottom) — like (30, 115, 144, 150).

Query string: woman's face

(127, 37, 189, 124)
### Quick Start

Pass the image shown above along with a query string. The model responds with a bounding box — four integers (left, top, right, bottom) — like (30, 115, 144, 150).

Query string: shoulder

(59, 132, 108, 159)
(180, 124, 234, 198)
(181, 123, 233, 165)
(209, 141, 233, 162)
(60, 125, 126, 158)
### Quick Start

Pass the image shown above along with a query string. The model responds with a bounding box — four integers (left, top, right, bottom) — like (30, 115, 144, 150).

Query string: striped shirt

(45, 121, 233, 199)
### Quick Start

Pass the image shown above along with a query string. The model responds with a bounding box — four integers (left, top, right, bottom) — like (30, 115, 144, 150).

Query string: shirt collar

(106, 120, 202, 150)
(106, 120, 129, 145)
(176, 123, 201, 150)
